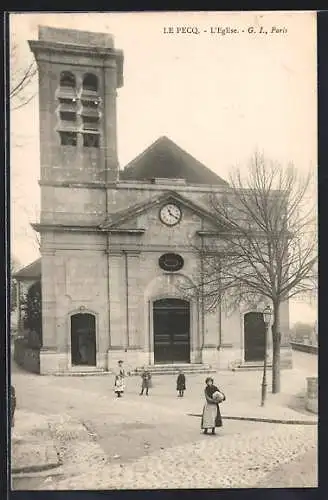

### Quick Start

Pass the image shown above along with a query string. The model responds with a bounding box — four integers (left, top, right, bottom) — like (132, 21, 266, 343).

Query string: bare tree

(192, 152, 317, 394)
(10, 42, 37, 111)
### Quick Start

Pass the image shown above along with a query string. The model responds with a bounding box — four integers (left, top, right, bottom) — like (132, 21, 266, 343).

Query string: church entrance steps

(231, 357, 292, 371)
(132, 363, 216, 376)
(52, 367, 110, 377)
(231, 362, 272, 372)
(47, 364, 217, 377)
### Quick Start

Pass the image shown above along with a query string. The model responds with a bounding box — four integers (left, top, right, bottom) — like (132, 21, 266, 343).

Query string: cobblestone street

(35, 416, 316, 490)
(256, 446, 317, 488)
(11, 351, 317, 490)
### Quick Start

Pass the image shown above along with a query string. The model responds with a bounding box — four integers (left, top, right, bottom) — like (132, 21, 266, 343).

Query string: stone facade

(28, 26, 290, 374)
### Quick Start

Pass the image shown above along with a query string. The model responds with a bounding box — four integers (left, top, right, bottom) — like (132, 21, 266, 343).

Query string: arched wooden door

(244, 312, 266, 362)
(71, 313, 96, 366)
(153, 298, 190, 363)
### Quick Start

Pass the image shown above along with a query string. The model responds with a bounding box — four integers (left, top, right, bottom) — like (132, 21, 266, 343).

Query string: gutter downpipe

(106, 230, 111, 350)
(218, 262, 222, 351)
(200, 221, 205, 357)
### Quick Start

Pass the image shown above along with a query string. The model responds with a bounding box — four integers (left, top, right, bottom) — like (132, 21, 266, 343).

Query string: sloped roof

(14, 258, 41, 280)
(119, 136, 228, 186)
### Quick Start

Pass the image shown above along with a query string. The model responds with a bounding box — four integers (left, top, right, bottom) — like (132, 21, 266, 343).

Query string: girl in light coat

(114, 360, 125, 397)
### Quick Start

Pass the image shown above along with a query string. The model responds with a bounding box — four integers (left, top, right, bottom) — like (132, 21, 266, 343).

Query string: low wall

(290, 342, 318, 355)
(306, 377, 318, 414)
(14, 338, 40, 374)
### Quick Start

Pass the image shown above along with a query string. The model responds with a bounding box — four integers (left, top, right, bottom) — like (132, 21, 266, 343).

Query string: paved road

(11, 350, 318, 490)
(293, 349, 317, 373)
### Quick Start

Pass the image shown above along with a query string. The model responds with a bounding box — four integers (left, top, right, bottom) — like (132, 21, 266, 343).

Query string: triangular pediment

(99, 191, 228, 230)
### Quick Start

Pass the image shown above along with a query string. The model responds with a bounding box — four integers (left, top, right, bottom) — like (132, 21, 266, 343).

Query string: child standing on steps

(176, 370, 186, 397)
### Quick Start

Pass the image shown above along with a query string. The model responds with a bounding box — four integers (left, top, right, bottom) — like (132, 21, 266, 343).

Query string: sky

(10, 11, 317, 325)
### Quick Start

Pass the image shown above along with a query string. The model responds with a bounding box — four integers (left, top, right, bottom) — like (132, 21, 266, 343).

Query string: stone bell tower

(28, 27, 124, 374)
(29, 26, 124, 184)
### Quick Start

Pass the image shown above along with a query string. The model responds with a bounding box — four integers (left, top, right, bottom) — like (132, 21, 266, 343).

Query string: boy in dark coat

(176, 370, 186, 397)
(140, 367, 151, 396)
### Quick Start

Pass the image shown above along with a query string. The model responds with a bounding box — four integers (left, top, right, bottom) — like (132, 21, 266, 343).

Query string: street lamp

(261, 305, 272, 407)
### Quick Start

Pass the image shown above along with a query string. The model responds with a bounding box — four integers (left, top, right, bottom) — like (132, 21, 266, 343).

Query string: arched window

(60, 71, 76, 88)
(83, 73, 98, 92)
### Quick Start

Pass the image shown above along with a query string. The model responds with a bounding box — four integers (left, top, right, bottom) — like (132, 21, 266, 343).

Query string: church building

(18, 26, 291, 374)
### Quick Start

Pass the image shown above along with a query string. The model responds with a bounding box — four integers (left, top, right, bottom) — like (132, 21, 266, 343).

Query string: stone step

(232, 365, 271, 372)
(51, 364, 217, 376)
(232, 360, 292, 371)
(133, 364, 216, 375)
(52, 369, 111, 377)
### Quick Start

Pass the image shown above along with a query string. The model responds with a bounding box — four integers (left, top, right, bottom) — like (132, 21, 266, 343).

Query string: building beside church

(15, 26, 291, 375)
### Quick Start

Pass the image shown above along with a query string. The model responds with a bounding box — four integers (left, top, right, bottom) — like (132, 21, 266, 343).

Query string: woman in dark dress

(201, 377, 225, 435)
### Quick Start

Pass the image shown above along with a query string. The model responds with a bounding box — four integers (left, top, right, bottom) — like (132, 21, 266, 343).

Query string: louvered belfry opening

(56, 71, 101, 148)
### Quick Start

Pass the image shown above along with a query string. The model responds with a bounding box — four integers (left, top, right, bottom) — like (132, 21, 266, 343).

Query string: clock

(159, 203, 182, 226)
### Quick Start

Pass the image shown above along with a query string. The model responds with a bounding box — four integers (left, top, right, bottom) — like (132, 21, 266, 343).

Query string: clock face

(159, 204, 182, 226)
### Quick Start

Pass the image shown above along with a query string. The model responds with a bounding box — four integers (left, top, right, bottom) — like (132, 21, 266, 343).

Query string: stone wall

(291, 342, 318, 355)
(40, 248, 109, 372)
(306, 377, 318, 414)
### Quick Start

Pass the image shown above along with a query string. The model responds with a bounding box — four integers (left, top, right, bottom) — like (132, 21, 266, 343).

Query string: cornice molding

(107, 249, 141, 256)
(38, 180, 110, 189)
(105, 229, 145, 235)
(32, 223, 101, 233)
(29, 39, 122, 60)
